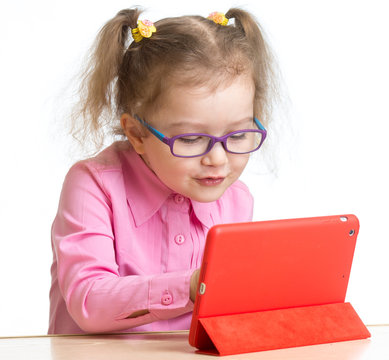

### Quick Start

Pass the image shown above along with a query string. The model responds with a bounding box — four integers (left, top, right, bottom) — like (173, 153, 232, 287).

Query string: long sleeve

(51, 161, 194, 333)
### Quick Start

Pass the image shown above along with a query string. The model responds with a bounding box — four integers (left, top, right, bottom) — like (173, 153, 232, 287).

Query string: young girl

(49, 6, 277, 334)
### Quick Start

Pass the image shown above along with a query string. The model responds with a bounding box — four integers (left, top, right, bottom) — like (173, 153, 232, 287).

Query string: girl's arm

(51, 162, 196, 333)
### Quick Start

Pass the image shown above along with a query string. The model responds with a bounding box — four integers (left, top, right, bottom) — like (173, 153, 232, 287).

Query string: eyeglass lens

(172, 131, 263, 157)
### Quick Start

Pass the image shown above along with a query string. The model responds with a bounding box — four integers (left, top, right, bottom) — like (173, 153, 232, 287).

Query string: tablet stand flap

(196, 302, 371, 356)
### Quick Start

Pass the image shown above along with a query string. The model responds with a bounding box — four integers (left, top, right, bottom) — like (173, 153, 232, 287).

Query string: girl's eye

(177, 136, 202, 144)
(229, 132, 247, 141)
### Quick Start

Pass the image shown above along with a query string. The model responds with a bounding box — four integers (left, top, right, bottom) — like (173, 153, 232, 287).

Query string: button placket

(164, 194, 193, 272)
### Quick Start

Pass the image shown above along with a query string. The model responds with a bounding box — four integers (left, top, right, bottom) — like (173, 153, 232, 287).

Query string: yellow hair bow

(207, 12, 228, 26)
(131, 19, 156, 42)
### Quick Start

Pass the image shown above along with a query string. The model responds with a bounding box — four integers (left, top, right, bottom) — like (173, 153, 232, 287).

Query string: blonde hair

(71, 7, 279, 153)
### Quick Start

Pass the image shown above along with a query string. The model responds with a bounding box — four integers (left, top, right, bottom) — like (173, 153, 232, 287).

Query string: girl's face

(125, 75, 255, 203)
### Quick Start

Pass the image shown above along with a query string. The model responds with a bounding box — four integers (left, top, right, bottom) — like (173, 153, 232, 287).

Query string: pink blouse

(49, 141, 253, 334)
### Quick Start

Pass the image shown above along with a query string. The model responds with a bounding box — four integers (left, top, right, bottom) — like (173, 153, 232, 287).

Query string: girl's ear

(120, 113, 146, 154)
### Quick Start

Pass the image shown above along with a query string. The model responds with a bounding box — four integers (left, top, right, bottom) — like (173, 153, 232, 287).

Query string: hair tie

(131, 19, 156, 42)
(207, 12, 228, 26)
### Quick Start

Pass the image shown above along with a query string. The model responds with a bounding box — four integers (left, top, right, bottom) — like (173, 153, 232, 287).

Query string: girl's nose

(200, 142, 228, 167)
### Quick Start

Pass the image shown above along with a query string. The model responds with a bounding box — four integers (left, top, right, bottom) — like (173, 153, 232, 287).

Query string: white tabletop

(1, 325, 388, 360)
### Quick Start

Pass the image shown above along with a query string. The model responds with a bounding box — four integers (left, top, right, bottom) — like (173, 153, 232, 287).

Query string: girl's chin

(187, 186, 228, 203)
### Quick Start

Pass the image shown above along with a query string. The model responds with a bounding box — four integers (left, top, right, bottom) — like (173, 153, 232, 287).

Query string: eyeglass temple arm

(134, 115, 168, 143)
(254, 117, 266, 132)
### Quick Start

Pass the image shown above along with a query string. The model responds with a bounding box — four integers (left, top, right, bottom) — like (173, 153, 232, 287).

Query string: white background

(0, 0, 388, 336)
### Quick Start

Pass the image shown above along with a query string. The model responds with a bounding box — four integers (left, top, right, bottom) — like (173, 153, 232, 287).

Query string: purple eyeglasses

(134, 114, 267, 158)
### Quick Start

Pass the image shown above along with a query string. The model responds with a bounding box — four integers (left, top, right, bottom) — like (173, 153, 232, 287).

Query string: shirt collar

(191, 200, 219, 229)
(120, 146, 172, 227)
(120, 144, 218, 229)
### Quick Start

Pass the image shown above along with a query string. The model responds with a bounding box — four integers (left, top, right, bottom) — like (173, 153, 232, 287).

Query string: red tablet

(189, 214, 363, 352)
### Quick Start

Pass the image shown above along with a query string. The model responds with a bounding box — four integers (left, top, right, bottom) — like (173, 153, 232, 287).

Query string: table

(1, 325, 388, 359)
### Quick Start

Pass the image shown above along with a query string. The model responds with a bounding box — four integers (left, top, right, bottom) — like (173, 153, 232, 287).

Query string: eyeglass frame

(134, 114, 267, 158)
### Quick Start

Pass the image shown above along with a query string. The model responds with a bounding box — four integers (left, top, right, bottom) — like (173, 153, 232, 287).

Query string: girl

(49, 7, 277, 334)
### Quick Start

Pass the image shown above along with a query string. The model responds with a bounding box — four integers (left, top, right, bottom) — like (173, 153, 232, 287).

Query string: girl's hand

(126, 309, 149, 318)
(190, 269, 201, 302)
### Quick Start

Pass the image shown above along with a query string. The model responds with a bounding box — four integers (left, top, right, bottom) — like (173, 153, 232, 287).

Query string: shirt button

(174, 194, 184, 204)
(161, 291, 173, 306)
(174, 234, 185, 245)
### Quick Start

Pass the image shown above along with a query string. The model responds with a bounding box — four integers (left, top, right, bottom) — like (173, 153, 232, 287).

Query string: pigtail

(225, 8, 278, 126)
(71, 8, 142, 151)
(226, 8, 264, 52)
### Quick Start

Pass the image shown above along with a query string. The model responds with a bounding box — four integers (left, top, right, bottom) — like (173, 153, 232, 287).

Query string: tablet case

(189, 214, 370, 356)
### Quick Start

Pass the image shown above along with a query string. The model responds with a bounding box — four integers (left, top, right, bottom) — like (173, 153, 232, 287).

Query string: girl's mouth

(195, 177, 225, 186)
